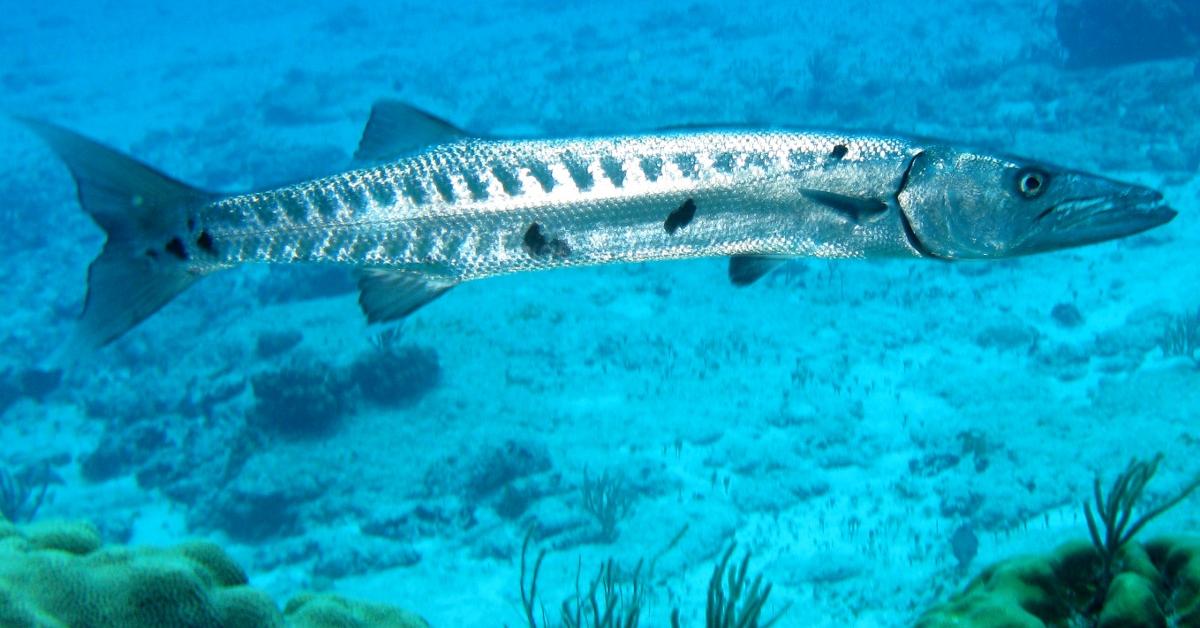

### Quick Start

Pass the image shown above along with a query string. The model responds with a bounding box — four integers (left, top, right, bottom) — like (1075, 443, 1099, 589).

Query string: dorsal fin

(728, 255, 787, 286)
(356, 269, 457, 323)
(353, 101, 472, 162)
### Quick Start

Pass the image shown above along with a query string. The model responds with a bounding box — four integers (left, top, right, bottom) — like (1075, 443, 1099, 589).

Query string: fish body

(204, 131, 920, 278)
(18, 101, 1176, 354)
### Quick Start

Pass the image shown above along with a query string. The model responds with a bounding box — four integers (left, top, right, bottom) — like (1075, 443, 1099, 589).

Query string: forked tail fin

(18, 119, 219, 362)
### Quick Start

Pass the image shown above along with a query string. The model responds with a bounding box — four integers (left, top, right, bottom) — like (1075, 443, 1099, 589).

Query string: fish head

(896, 145, 1176, 259)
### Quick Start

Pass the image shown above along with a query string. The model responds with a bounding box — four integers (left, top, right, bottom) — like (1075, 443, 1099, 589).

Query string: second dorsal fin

(354, 100, 472, 162)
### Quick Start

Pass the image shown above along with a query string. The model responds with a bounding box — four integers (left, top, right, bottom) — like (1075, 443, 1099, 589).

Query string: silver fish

(20, 101, 1176, 353)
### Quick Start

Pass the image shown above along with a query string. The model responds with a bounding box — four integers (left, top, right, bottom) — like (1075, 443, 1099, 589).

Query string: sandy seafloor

(1, 1, 1198, 626)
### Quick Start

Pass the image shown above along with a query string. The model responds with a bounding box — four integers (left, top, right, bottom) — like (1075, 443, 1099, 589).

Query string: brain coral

(0, 514, 429, 628)
(918, 538, 1200, 628)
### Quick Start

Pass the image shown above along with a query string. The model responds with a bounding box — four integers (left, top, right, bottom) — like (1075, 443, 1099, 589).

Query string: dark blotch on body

(524, 223, 547, 253)
(523, 222, 570, 258)
(196, 230, 216, 254)
(165, 237, 188, 260)
(664, 198, 697, 234)
(831, 144, 848, 159)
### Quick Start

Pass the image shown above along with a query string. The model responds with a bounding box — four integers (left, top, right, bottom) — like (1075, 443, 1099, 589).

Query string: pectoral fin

(356, 269, 457, 323)
(800, 189, 888, 222)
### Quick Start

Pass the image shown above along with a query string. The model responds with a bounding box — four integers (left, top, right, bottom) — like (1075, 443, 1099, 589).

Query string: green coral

(284, 592, 430, 628)
(919, 455, 1200, 627)
(0, 514, 428, 628)
(919, 538, 1200, 627)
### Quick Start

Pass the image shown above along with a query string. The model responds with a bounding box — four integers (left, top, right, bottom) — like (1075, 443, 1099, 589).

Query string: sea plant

(518, 532, 787, 628)
(918, 453, 1200, 626)
(0, 464, 52, 523)
(520, 531, 549, 628)
(581, 468, 636, 544)
(673, 544, 789, 628)
(1159, 306, 1200, 367)
(1083, 453, 1200, 611)
(520, 530, 643, 628)
(561, 558, 644, 628)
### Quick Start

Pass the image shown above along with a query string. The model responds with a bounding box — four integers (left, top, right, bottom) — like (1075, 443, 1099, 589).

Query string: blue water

(0, 1, 1197, 626)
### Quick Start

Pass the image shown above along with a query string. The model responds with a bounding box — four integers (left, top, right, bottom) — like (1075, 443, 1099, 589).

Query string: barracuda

(20, 101, 1176, 354)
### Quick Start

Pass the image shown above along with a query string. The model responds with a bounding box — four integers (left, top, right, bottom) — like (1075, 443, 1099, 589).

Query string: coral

(256, 329, 304, 359)
(80, 421, 168, 482)
(191, 455, 329, 542)
(283, 592, 429, 628)
(251, 356, 353, 437)
(919, 455, 1200, 627)
(423, 439, 552, 503)
(1050, 303, 1084, 328)
(312, 536, 421, 579)
(0, 516, 281, 627)
(350, 328, 440, 406)
(917, 539, 1200, 627)
(0, 367, 61, 415)
(249, 334, 441, 438)
(1056, 0, 1199, 68)
(0, 513, 429, 628)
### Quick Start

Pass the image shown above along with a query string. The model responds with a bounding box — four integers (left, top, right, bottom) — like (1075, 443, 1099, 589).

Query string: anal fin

(356, 269, 457, 323)
(728, 255, 787, 286)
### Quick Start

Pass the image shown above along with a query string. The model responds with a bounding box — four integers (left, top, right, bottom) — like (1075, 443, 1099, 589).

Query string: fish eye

(1015, 168, 1048, 198)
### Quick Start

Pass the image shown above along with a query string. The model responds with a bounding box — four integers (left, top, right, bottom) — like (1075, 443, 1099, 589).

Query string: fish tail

(18, 119, 220, 362)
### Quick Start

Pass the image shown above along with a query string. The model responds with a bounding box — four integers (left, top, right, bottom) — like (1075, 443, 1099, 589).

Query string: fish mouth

(1018, 188, 1176, 253)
